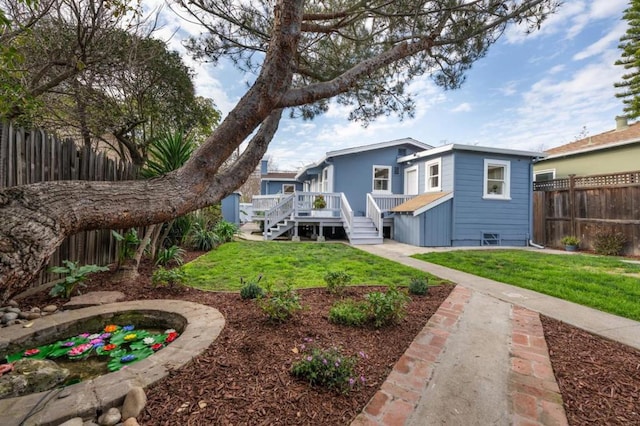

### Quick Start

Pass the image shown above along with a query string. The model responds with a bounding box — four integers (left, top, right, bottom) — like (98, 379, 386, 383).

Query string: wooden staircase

(347, 216, 383, 245)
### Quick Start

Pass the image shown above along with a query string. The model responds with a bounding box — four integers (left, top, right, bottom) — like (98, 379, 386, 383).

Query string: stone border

(351, 286, 472, 425)
(509, 306, 568, 426)
(0, 300, 224, 426)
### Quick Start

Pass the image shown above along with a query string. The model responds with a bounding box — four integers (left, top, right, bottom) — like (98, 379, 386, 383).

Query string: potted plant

(560, 235, 580, 252)
(312, 195, 330, 217)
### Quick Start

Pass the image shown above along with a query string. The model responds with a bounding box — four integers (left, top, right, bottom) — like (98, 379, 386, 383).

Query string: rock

(59, 418, 84, 426)
(123, 418, 140, 426)
(30, 307, 41, 313)
(121, 386, 147, 420)
(98, 407, 121, 426)
(1, 312, 18, 324)
(8, 299, 19, 307)
(83, 421, 100, 426)
(64, 291, 126, 310)
(18, 311, 29, 319)
(25, 312, 42, 320)
(42, 305, 58, 313)
(6, 307, 21, 314)
(0, 358, 69, 399)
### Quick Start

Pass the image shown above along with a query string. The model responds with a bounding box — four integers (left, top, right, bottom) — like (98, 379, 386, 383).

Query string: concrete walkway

(350, 240, 640, 426)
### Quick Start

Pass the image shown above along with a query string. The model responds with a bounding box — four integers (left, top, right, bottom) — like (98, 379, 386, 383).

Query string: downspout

(529, 239, 544, 249)
(528, 159, 544, 249)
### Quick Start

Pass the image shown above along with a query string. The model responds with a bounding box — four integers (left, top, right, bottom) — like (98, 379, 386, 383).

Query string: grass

(412, 250, 640, 321)
(182, 241, 447, 291)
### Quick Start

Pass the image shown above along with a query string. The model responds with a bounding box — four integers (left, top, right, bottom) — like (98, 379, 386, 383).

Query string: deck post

(292, 221, 300, 241)
(317, 222, 325, 242)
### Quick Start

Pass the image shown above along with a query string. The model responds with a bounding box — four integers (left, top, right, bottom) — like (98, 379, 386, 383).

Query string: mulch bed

(16, 252, 640, 425)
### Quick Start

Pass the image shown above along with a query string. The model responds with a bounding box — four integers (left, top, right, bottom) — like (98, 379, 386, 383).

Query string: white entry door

(404, 166, 418, 195)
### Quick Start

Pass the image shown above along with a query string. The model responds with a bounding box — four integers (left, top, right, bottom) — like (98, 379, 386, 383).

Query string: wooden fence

(533, 171, 640, 255)
(0, 121, 138, 287)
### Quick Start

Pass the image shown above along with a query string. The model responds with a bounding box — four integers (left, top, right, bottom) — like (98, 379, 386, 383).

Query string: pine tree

(615, 0, 640, 119)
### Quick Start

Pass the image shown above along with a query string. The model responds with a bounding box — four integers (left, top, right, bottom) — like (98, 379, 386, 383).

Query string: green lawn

(412, 250, 640, 321)
(182, 241, 448, 291)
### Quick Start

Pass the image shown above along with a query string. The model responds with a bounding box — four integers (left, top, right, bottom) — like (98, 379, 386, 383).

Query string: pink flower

(24, 348, 40, 357)
(68, 343, 92, 356)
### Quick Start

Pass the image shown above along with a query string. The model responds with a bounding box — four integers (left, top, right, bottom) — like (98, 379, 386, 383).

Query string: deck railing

(264, 193, 295, 233)
(292, 192, 342, 217)
(366, 194, 383, 238)
(340, 193, 354, 234)
(370, 194, 414, 212)
(252, 194, 285, 212)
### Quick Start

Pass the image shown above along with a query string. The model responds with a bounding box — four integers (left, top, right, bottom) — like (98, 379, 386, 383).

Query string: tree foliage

(615, 0, 640, 119)
(0, 0, 558, 302)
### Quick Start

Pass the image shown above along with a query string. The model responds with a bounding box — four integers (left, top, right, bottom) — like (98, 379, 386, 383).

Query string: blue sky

(148, 0, 629, 170)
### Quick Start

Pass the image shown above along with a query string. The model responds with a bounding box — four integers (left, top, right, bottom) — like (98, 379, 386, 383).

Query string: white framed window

(321, 165, 334, 192)
(372, 165, 392, 193)
(534, 169, 555, 182)
(483, 159, 511, 200)
(282, 184, 295, 193)
(425, 158, 441, 192)
(404, 165, 419, 195)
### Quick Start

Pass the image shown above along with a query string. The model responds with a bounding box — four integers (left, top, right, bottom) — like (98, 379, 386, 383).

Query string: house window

(534, 169, 555, 182)
(425, 158, 441, 191)
(483, 159, 510, 199)
(282, 184, 295, 193)
(321, 165, 334, 192)
(372, 165, 392, 193)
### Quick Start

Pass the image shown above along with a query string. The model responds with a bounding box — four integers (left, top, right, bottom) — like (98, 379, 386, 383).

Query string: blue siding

(393, 214, 422, 246)
(421, 199, 453, 246)
(221, 193, 241, 224)
(409, 153, 454, 193)
(332, 143, 423, 215)
(261, 180, 303, 195)
(451, 151, 532, 246)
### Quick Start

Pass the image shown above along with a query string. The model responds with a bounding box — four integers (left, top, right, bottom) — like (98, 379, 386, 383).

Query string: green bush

(155, 245, 185, 266)
(112, 229, 140, 266)
(240, 275, 265, 300)
(187, 221, 220, 251)
(258, 284, 302, 322)
(291, 345, 363, 394)
(593, 231, 627, 256)
(152, 267, 186, 288)
(408, 277, 429, 296)
(49, 261, 109, 299)
(214, 220, 239, 243)
(328, 300, 368, 326)
(324, 271, 352, 294)
(365, 285, 410, 328)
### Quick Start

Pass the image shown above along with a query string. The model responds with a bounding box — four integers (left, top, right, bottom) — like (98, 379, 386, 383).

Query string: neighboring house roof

(397, 143, 544, 163)
(541, 119, 640, 160)
(296, 137, 433, 180)
(261, 172, 298, 181)
(391, 191, 453, 216)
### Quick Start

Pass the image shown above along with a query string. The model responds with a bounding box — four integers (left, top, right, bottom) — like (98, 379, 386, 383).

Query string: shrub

(291, 345, 364, 394)
(560, 235, 580, 246)
(214, 220, 239, 243)
(187, 222, 220, 251)
(324, 271, 352, 294)
(593, 231, 627, 256)
(152, 267, 186, 288)
(328, 300, 368, 326)
(365, 285, 410, 328)
(240, 275, 265, 300)
(408, 277, 429, 296)
(49, 261, 109, 298)
(258, 284, 302, 322)
(155, 245, 185, 266)
(112, 229, 140, 267)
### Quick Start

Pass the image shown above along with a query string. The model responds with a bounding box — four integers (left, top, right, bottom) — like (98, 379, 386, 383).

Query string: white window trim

(372, 165, 392, 194)
(483, 159, 511, 200)
(404, 165, 419, 195)
(534, 169, 556, 181)
(425, 158, 442, 192)
(322, 165, 334, 193)
(282, 183, 295, 193)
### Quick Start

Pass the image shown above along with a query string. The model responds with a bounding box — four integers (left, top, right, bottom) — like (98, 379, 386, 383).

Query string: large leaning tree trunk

(0, 0, 557, 302)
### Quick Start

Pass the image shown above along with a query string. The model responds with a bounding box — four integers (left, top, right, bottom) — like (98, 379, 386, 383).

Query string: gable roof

(296, 137, 433, 180)
(397, 143, 544, 163)
(262, 172, 297, 181)
(391, 191, 453, 216)
(543, 120, 640, 160)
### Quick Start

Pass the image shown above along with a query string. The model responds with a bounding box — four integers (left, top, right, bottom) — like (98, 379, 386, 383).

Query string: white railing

(371, 194, 414, 212)
(340, 193, 354, 234)
(293, 192, 342, 218)
(252, 194, 284, 212)
(366, 194, 383, 238)
(264, 193, 295, 235)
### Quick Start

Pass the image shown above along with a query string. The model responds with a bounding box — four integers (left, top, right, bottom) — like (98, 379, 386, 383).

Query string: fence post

(568, 174, 576, 236)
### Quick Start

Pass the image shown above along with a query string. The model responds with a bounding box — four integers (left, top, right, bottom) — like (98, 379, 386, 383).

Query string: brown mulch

(16, 252, 640, 425)
(541, 315, 640, 425)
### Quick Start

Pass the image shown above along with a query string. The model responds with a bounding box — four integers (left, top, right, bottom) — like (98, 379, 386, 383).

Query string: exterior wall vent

(394, 166, 400, 175)
(482, 232, 501, 246)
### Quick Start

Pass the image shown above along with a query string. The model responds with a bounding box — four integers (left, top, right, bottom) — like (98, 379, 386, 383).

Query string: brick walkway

(351, 286, 568, 425)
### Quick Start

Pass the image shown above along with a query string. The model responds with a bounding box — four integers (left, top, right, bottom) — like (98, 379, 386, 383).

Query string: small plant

(365, 285, 410, 328)
(258, 283, 302, 322)
(187, 223, 220, 251)
(324, 270, 352, 294)
(328, 299, 368, 326)
(213, 220, 239, 243)
(313, 195, 327, 209)
(593, 231, 627, 256)
(240, 275, 265, 300)
(112, 229, 141, 267)
(155, 245, 185, 266)
(408, 276, 429, 296)
(560, 235, 580, 246)
(291, 344, 365, 394)
(49, 261, 109, 298)
(152, 267, 186, 288)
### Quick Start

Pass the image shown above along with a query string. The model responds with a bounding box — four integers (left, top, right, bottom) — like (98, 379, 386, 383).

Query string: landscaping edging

(0, 300, 224, 426)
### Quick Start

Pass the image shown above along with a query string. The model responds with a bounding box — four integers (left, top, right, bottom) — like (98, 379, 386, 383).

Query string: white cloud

(548, 64, 565, 74)
(498, 81, 518, 96)
(573, 20, 627, 61)
(451, 102, 472, 113)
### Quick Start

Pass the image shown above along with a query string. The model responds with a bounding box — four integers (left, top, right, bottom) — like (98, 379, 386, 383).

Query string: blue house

(252, 139, 543, 247)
